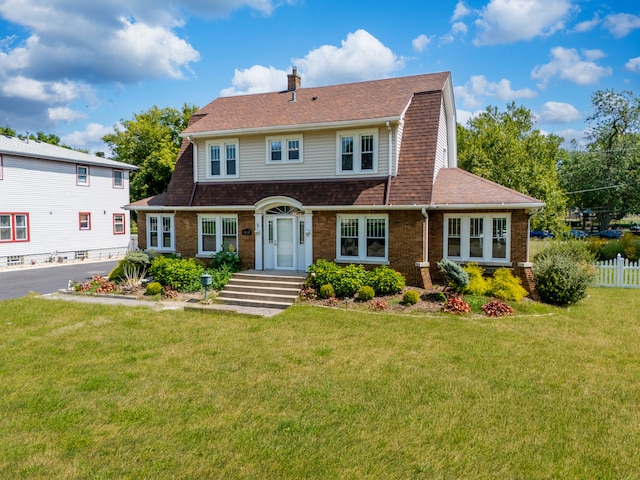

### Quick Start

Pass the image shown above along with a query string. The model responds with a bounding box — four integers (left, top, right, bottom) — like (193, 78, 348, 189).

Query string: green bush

(437, 258, 469, 293)
(334, 264, 369, 298)
(211, 249, 240, 271)
(319, 284, 335, 299)
(535, 239, 595, 264)
(488, 268, 528, 302)
(368, 265, 406, 295)
(533, 254, 596, 306)
(308, 260, 341, 289)
(402, 290, 420, 306)
(108, 251, 151, 282)
(357, 286, 375, 302)
(149, 256, 205, 292)
(463, 263, 490, 296)
(145, 282, 163, 296)
(205, 264, 235, 291)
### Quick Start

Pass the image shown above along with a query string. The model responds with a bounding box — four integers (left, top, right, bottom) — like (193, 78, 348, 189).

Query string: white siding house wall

(195, 126, 390, 182)
(0, 154, 132, 267)
(433, 100, 449, 180)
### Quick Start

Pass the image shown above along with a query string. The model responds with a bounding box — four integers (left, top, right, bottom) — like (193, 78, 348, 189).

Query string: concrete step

(217, 271, 306, 310)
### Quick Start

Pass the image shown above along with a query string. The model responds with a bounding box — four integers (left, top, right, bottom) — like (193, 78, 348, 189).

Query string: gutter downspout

(385, 121, 393, 205)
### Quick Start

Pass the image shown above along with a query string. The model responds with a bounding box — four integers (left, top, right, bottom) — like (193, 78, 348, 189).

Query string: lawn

(1, 289, 639, 479)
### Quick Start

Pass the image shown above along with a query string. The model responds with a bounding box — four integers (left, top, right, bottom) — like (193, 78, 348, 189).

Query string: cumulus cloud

(48, 107, 88, 123)
(452, 1, 471, 22)
(573, 14, 600, 33)
(626, 57, 640, 73)
(412, 34, 433, 52)
(537, 101, 581, 124)
(531, 47, 612, 88)
(454, 75, 537, 109)
(474, 0, 573, 45)
(602, 13, 640, 38)
(61, 122, 115, 154)
(220, 65, 288, 96)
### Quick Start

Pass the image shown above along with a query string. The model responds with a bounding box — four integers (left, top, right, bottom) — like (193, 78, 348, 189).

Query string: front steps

(217, 270, 307, 310)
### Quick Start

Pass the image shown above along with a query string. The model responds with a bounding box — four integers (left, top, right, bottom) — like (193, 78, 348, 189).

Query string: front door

(275, 217, 295, 269)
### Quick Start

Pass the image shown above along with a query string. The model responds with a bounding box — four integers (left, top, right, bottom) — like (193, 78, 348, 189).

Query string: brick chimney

(287, 67, 301, 91)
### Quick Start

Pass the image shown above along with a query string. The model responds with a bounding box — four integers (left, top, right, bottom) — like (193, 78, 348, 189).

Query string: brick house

(128, 70, 543, 288)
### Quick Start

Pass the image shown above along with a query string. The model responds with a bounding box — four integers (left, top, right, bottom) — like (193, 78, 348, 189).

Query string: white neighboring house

(0, 135, 137, 267)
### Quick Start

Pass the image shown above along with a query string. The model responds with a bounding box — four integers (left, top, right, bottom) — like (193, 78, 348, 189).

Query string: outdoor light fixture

(200, 273, 212, 302)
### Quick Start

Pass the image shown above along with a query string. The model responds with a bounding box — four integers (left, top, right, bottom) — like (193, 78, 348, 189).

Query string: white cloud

(293, 30, 404, 87)
(456, 108, 484, 127)
(48, 107, 88, 123)
(452, 1, 471, 22)
(451, 22, 468, 35)
(603, 13, 640, 38)
(474, 0, 573, 45)
(61, 122, 113, 153)
(573, 15, 600, 33)
(454, 75, 537, 109)
(554, 128, 588, 148)
(626, 57, 640, 73)
(531, 47, 612, 88)
(412, 34, 433, 52)
(220, 65, 288, 96)
(536, 101, 581, 124)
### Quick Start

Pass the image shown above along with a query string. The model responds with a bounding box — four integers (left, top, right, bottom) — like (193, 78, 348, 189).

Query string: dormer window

(207, 139, 239, 178)
(337, 130, 377, 174)
(266, 136, 303, 163)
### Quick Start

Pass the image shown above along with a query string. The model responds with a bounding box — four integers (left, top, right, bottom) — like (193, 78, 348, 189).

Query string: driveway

(0, 260, 119, 301)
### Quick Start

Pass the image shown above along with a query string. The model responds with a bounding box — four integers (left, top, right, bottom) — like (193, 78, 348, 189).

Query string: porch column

(415, 209, 433, 289)
(254, 213, 263, 270)
(303, 211, 313, 271)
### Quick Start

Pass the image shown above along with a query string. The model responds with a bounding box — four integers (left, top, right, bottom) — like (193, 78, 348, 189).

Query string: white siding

(0, 155, 132, 265)
(433, 99, 449, 180)
(195, 126, 390, 182)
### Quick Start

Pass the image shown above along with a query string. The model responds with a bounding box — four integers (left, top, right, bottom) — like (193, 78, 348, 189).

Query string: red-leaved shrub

(482, 300, 515, 317)
(443, 296, 471, 315)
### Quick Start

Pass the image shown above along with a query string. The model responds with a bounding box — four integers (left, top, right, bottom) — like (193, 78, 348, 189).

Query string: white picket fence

(596, 254, 640, 288)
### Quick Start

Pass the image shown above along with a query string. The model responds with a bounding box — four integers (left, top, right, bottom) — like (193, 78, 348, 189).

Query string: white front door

(275, 217, 295, 269)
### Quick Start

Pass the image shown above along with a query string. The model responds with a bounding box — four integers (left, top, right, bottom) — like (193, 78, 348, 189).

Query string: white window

(444, 214, 510, 263)
(113, 169, 124, 188)
(336, 215, 388, 262)
(79, 212, 91, 230)
(76, 165, 89, 186)
(0, 213, 29, 242)
(147, 214, 174, 251)
(207, 139, 239, 178)
(197, 215, 238, 255)
(113, 214, 126, 234)
(266, 136, 303, 163)
(337, 130, 377, 174)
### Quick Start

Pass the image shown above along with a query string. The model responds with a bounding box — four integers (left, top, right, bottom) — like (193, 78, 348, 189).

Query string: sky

(0, 0, 638, 155)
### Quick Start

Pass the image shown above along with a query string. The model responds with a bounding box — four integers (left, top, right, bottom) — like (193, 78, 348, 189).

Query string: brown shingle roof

(183, 72, 451, 134)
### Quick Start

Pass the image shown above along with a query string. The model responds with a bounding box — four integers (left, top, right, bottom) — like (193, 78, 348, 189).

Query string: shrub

(211, 248, 240, 271)
(482, 300, 515, 317)
(403, 290, 420, 306)
(369, 299, 388, 311)
(535, 239, 595, 264)
(149, 256, 205, 292)
(308, 260, 341, 290)
(357, 286, 375, 302)
(489, 268, 528, 302)
(533, 254, 596, 306)
(108, 251, 151, 283)
(368, 265, 406, 295)
(205, 264, 235, 291)
(334, 264, 369, 298)
(437, 258, 469, 293)
(319, 284, 335, 299)
(464, 263, 490, 296)
(145, 282, 163, 296)
(443, 296, 471, 315)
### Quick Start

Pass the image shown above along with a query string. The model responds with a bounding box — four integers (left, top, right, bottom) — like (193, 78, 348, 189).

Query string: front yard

(1, 288, 639, 479)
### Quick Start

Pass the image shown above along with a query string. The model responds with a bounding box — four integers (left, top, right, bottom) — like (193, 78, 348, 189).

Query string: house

(0, 136, 137, 267)
(128, 70, 543, 289)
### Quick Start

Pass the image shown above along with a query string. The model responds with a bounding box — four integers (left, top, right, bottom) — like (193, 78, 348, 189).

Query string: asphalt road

(0, 260, 119, 301)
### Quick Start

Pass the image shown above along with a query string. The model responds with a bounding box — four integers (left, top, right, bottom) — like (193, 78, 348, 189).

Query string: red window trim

(113, 213, 126, 235)
(0, 212, 30, 243)
(76, 165, 90, 186)
(112, 169, 124, 189)
(79, 212, 91, 230)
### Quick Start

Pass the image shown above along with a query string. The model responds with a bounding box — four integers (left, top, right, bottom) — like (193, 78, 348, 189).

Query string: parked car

(595, 229, 622, 239)
(565, 229, 588, 240)
(630, 224, 640, 235)
(530, 230, 555, 239)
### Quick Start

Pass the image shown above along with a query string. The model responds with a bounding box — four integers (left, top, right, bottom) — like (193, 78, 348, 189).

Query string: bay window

(197, 215, 238, 255)
(336, 215, 387, 262)
(147, 214, 174, 251)
(444, 214, 510, 263)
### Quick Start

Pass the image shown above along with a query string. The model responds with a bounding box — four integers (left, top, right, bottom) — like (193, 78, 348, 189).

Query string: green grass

(1, 290, 639, 479)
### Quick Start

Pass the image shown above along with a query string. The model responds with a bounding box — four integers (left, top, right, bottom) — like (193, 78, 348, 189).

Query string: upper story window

(79, 212, 91, 230)
(266, 136, 303, 163)
(0, 213, 29, 242)
(444, 213, 510, 263)
(147, 214, 174, 251)
(337, 130, 377, 174)
(76, 165, 90, 186)
(112, 169, 124, 188)
(207, 139, 239, 178)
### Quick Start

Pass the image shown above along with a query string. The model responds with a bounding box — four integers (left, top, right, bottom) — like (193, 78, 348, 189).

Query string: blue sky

(0, 0, 638, 154)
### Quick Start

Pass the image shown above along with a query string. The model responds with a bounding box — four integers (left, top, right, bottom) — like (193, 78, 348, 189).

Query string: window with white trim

(266, 136, 303, 163)
(113, 169, 124, 188)
(79, 212, 91, 230)
(337, 130, 377, 174)
(444, 214, 510, 263)
(207, 139, 238, 178)
(336, 215, 388, 262)
(197, 215, 238, 255)
(113, 214, 126, 235)
(147, 214, 174, 251)
(0, 213, 29, 242)
(76, 165, 89, 185)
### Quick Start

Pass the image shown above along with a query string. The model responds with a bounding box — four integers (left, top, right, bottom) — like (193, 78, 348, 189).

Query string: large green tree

(558, 89, 640, 229)
(457, 103, 567, 231)
(104, 103, 199, 202)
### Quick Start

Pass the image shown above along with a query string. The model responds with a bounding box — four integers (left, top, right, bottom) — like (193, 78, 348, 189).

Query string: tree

(558, 89, 640, 229)
(457, 103, 567, 231)
(103, 103, 199, 202)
